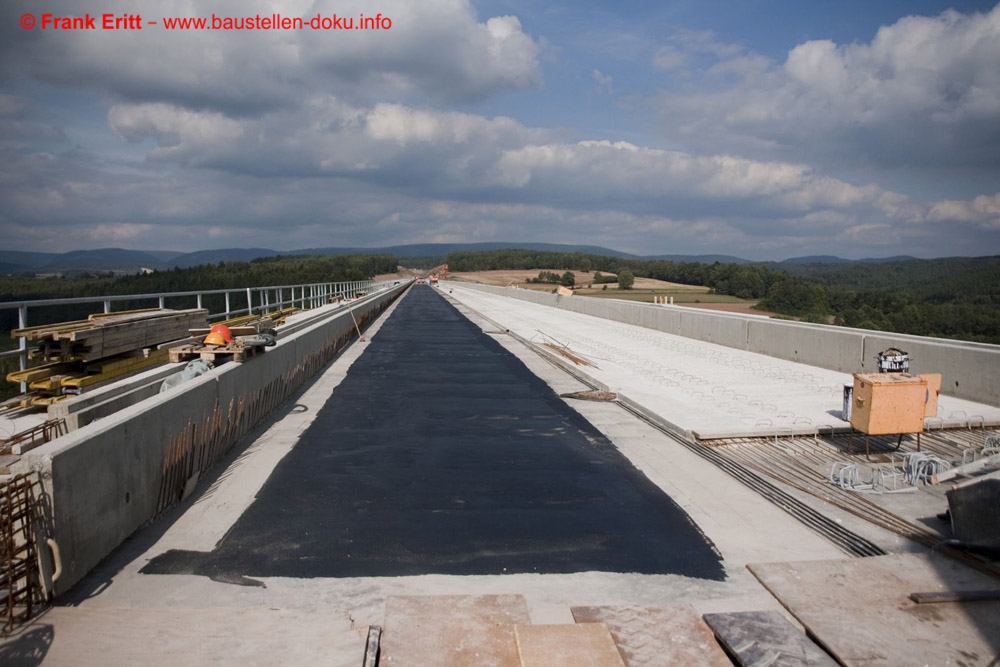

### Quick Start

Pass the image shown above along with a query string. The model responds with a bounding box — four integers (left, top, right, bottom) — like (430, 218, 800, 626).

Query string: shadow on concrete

(0, 624, 54, 666)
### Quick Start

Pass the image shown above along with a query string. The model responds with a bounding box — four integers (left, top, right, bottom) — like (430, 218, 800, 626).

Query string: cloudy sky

(1, 0, 999, 260)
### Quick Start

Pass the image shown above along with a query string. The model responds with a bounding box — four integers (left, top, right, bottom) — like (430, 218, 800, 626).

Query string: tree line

(0, 254, 397, 332)
(446, 249, 1000, 344)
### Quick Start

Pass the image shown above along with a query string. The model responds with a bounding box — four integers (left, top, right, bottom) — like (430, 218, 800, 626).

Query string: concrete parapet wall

(452, 283, 1000, 407)
(17, 284, 409, 597)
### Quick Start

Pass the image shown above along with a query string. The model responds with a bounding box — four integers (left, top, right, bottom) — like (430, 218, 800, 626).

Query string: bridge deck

(5, 284, 997, 665)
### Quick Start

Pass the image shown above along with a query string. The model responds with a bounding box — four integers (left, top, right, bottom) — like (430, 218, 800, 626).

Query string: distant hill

(167, 248, 282, 268)
(41, 248, 169, 272)
(291, 242, 640, 259)
(0, 262, 33, 275)
(857, 255, 918, 263)
(144, 250, 187, 263)
(782, 255, 918, 264)
(782, 255, 852, 264)
(0, 250, 59, 269)
(0, 243, 973, 276)
(648, 254, 751, 264)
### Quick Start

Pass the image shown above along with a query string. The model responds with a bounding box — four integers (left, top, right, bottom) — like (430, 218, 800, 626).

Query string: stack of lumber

(13, 308, 208, 363)
(6, 309, 207, 406)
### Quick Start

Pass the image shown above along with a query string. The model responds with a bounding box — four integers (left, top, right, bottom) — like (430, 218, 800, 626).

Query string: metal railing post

(18, 305, 27, 392)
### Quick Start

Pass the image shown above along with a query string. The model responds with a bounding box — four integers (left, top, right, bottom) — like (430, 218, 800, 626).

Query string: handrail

(1, 279, 396, 384)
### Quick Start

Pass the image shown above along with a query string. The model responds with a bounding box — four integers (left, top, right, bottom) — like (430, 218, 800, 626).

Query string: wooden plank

(169, 342, 262, 364)
(88, 308, 173, 324)
(189, 326, 262, 337)
(17, 309, 208, 363)
(571, 605, 729, 667)
(932, 453, 1000, 483)
(71, 314, 208, 361)
(168, 345, 202, 363)
(12, 318, 93, 339)
(702, 611, 838, 667)
(748, 553, 1000, 666)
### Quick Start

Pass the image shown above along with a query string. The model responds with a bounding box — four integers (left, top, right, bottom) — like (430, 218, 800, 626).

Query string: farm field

(449, 270, 777, 316)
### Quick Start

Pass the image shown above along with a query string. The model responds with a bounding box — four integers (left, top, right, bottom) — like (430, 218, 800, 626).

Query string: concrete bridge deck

(3, 284, 999, 665)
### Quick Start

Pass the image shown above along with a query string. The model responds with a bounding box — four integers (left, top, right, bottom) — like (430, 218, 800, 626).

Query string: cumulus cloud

(653, 5, 1000, 177)
(1, 1, 997, 259)
(928, 194, 1000, 229)
(0, 0, 542, 109)
(106, 96, 551, 186)
(107, 96, 899, 221)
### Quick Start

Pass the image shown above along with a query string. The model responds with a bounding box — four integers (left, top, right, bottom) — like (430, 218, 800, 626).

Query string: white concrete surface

(444, 284, 1000, 439)
(449, 281, 1000, 407)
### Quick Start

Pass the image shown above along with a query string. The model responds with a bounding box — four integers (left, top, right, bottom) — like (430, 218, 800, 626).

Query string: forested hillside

(0, 254, 397, 332)
(769, 257, 1000, 343)
(447, 250, 1000, 344)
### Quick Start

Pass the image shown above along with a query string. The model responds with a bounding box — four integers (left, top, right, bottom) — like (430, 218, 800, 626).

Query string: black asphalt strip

(143, 285, 725, 581)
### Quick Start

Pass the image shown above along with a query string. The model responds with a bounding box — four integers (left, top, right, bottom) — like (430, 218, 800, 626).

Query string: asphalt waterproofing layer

(142, 285, 724, 581)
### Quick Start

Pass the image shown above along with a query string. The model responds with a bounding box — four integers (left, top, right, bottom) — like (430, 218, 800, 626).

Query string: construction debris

(561, 390, 618, 402)
(159, 360, 215, 394)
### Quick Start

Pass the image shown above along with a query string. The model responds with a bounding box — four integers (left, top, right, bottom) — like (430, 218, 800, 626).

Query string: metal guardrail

(0, 279, 390, 382)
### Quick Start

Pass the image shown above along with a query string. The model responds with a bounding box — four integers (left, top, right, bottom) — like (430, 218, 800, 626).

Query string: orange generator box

(850, 373, 927, 435)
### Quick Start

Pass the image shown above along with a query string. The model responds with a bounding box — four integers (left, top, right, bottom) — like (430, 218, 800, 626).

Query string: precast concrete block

(678, 309, 748, 349)
(23, 373, 219, 595)
(63, 381, 166, 431)
(48, 365, 181, 424)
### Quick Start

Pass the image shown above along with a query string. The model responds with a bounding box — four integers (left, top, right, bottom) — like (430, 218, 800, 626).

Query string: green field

(574, 288, 754, 304)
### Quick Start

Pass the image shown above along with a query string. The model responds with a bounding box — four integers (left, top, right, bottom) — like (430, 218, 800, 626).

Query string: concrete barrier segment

(14, 282, 411, 596)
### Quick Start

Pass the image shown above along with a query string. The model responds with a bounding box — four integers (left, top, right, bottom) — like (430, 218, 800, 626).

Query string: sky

(1, 0, 999, 260)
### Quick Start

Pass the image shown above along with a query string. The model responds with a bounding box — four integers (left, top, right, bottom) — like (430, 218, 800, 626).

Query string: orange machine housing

(920, 373, 942, 418)
(850, 373, 927, 435)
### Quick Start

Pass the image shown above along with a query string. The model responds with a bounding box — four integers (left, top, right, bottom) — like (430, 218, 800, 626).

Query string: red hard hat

(208, 324, 233, 343)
